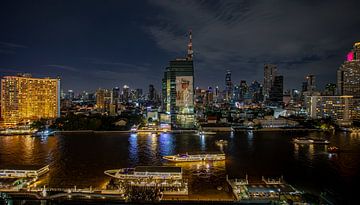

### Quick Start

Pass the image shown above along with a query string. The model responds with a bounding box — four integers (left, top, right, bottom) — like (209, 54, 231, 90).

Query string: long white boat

(104, 166, 182, 180)
(0, 165, 49, 178)
(163, 153, 225, 162)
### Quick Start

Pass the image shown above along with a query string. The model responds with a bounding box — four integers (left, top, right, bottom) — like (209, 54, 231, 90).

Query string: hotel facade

(1, 74, 60, 125)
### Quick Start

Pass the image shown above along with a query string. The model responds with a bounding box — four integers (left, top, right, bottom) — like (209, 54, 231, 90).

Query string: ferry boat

(198, 131, 217, 135)
(34, 129, 55, 137)
(0, 165, 49, 178)
(311, 138, 330, 144)
(293, 138, 314, 144)
(293, 137, 329, 144)
(163, 153, 226, 162)
(104, 166, 182, 180)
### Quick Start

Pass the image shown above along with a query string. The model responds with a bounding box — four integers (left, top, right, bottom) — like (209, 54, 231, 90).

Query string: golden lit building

(1, 74, 60, 125)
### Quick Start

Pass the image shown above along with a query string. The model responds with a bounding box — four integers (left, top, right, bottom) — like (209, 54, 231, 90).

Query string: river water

(0, 131, 359, 203)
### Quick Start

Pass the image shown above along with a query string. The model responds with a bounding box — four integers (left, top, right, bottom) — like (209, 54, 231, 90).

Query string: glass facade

(162, 59, 195, 128)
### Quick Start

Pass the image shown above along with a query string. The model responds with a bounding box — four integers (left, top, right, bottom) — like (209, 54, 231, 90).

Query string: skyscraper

(337, 42, 360, 97)
(162, 31, 194, 128)
(225, 70, 233, 102)
(269, 75, 283, 105)
(263, 64, 278, 100)
(148, 84, 155, 101)
(306, 74, 316, 92)
(1, 74, 60, 125)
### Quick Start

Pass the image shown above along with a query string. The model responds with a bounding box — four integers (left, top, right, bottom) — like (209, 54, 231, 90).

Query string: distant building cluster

(1, 36, 360, 128)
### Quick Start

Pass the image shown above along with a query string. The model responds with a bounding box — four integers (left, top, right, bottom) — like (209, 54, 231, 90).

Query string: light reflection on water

(0, 131, 359, 202)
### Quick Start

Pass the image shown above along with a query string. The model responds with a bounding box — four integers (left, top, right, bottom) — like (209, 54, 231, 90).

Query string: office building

(162, 31, 195, 128)
(269, 75, 283, 105)
(225, 70, 233, 102)
(263, 64, 277, 100)
(1, 74, 60, 125)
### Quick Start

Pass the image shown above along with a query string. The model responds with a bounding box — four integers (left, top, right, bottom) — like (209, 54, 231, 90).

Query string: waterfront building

(263, 64, 277, 100)
(162, 31, 195, 128)
(305, 95, 353, 124)
(337, 42, 360, 97)
(0, 74, 60, 125)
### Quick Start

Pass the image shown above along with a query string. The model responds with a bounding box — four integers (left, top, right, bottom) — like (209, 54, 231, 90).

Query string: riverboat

(0, 165, 50, 178)
(104, 166, 182, 180)
(293, 138, 314, 144)
(163, 153, 225, 162)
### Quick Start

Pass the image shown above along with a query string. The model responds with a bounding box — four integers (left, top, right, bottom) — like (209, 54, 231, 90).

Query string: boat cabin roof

(134, 166, 181, 173)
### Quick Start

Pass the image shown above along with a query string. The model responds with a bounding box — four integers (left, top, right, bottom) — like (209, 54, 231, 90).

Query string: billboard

(176, 76, 193, 107)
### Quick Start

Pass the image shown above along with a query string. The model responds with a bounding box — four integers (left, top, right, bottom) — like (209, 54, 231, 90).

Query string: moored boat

(163, 153, 225, 162)
(327, 146, 339, 153)
(293, 137, 314, 144)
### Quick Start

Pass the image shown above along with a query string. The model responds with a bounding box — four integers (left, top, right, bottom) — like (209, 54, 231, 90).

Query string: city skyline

(1, 0, 360, 92)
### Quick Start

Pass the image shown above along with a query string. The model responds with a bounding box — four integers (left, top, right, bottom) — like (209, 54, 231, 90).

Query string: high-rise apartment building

(1, 74, 60, 125)
(263, 64, 278, 100)
(337, 42, 360, 97)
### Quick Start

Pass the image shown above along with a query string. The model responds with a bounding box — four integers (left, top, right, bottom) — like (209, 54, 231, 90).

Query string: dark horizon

(1, 0, 360, 93)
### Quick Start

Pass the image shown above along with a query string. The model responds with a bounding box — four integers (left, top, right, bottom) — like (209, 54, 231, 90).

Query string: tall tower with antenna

(187, 30, 193, 61)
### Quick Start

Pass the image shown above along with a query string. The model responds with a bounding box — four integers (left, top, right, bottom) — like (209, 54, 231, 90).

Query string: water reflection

(158, 133, 173, 156)
(128, 133, 138, 165)
(200, 134, 206, 151)
(247, 130, 253, 148)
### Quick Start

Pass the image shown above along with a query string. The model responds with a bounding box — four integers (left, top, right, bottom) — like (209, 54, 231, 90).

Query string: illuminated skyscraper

(0, 74, 60, 125)
(162, 31, 194, 128)
(225, 70, 232, 102)
(337, 42, 360, 97)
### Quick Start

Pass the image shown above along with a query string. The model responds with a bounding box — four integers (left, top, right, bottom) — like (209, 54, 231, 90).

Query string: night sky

(1, 0, 360, 94)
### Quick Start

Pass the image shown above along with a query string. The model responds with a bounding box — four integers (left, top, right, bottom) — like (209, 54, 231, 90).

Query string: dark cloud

(0, 0, 359, 93)
(146, 0, 360, 89)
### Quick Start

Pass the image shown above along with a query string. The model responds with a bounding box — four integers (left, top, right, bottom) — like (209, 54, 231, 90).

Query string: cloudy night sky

(1, 0, 360, 93)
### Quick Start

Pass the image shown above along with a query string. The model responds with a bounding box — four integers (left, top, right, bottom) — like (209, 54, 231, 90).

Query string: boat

(327, 146, 339, 153)
(104, 166, 182, 180)
(293, 138, 314, 144)
(0, 165, 50, 178)
(163, 153, 226, 162)
(310, 138, 330, 144)
(34, 129, 55, 137)
(198, 131, 217, 135)
(215, 140, 228, 146)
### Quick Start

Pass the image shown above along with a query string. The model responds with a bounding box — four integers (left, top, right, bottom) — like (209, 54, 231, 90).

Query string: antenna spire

(187, 30, 193, 60)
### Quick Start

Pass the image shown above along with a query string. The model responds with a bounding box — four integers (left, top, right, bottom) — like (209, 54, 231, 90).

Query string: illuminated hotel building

(305, 95, 352, 122)
(1, 74, 60, 125)
(337, 42, 360, 97)
(162, 31, 194, 128)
